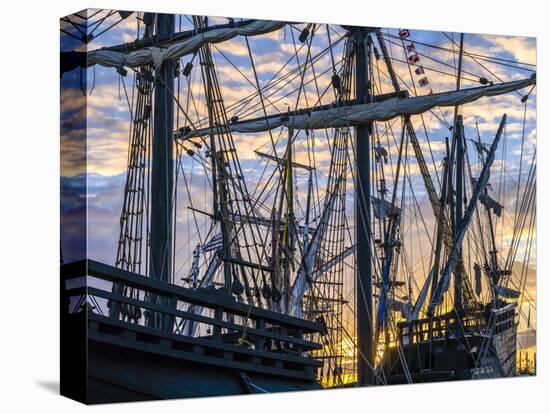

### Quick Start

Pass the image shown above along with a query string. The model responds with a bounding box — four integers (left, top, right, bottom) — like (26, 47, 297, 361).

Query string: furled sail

(181, 76, 535, 139)
(87, 20, 286, 69)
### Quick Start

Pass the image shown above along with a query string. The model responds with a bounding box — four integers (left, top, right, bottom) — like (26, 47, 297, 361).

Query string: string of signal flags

(399, 29, 434, 95)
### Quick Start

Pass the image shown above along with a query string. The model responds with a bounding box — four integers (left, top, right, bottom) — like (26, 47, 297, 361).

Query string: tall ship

(60, 9, 537, 403)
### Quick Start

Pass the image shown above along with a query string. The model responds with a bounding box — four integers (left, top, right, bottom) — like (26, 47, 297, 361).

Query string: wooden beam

(70, 259, 323, 333)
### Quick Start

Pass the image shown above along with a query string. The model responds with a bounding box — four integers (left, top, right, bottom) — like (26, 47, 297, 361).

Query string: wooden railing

(62, 260, 324, 379)
(397, 311, 482, 345)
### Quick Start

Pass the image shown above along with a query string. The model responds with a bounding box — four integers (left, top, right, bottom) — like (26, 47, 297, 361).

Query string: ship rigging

(60, 10, 537, 400)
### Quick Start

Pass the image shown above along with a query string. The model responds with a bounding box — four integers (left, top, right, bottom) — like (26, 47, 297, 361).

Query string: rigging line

(341, 295, 412, 384)
(322, 287, 386, 382)
(81, 11, 103, 23)
(308, 131, 350, 374)
(372, 56, 450, 130)
(375, 120, 408, 345)
(289, 23, 316, 110)
(288, 24, 332, 228)
(505, 150, 536, 265)
(195, 20, 269, 302)
(384, 37, 488, 86)
(85, 10, 117, 31)
(326, 24, 337, 73)
(112, 67, 151, 318)
(60, 28, 85, 42)
(461, 142, 513, 365)
(187, 139, 275, 226)
(516, 216, 536, 314)
(61, 22, 89, 34)
(119, 75, 135, 122)
(244, 26, 313, 216)
(318, 38, 355, 173)
(228, 54, 341, 127)
(93, 16, 130, 40)
(509, 259, 536, 318)
(300, 27, 336, 199)
(188, 34, 346, 128)
(87, 10, 118, 36)
(396, 34, 445, 194)
(370, 46, 444, 252)
(189, 53, 343, 134)
(61, 17, 87, 36)
(250, 151, 281, 201)
(229, 42, 313, 118)
(504, 160, 536, 275)
(212, 43, 283, 113)
(498, 125, 508, 250)
(404, 156, 435, 250)
(73, 9, 104, 22)
(513, 102, 529, 232)
(400, 35, 451, 130)
(298, 171, 349, 316)
(182, 64, 204, 128)
(155, 75, 197, 128)
(504, 214, 535, 300)
(202, 137, 274, 264)
(128, 75, 142, 273)
(175, 160, 209, 241)
(117, 77, 143, 271)
(379, 32, 536, 69)
(232, 51, 311, 118)
(441, 32, 524, 98)
(383, 56, 481, 84)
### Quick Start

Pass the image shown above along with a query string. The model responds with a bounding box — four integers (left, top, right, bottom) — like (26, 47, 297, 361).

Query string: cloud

(482, 35, 536, 65)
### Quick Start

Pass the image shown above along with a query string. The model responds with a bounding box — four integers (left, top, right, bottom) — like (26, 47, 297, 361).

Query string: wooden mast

(453, 33, 465, 314)
(355, 27, 375, 386)
(147, 13, 175, 332)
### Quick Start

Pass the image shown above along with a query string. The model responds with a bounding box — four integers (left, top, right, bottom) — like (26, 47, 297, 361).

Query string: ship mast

(452, 34, 465, 314)
(147, 13, 175, 332)
(355, 27, 375, 386)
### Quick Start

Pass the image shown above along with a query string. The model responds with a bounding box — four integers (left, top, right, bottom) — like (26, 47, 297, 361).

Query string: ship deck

(380, 307, 517, 384)
(61, 260, 324, 403)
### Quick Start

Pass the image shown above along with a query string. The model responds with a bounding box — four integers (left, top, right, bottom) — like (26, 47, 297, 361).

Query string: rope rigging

(68, 14, 537, 386)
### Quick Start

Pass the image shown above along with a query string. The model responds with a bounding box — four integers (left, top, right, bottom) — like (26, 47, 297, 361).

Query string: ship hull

(61, 260, 324, 404)
(380, 304, 517, 384)
(63, 307, 322, 404)
(87, 339, 321, 403)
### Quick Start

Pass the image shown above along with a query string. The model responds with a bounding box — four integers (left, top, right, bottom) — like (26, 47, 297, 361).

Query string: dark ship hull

(61, 260, 323, 404)
(380, 303, 517, 384)
(85, 316, 322, 403)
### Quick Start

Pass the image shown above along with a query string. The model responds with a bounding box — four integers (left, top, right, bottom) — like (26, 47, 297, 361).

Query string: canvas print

(60, 9, 536, 404)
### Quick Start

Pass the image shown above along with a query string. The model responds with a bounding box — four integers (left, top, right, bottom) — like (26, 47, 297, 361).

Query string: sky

(60, 10, 537, 363)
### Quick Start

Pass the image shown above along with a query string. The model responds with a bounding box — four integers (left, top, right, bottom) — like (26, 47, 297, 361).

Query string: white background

(0, 0, 546, 412)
